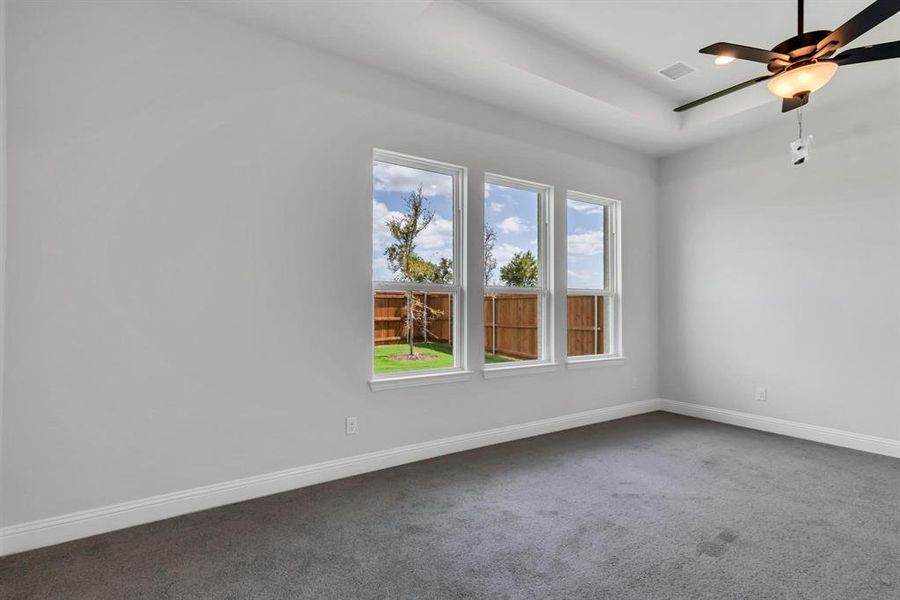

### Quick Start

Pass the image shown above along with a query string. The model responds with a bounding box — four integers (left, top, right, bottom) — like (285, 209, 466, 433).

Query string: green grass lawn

(374, 342, 454, 373)
(374, 342, 515, 373)
(484, 352, 515, 364)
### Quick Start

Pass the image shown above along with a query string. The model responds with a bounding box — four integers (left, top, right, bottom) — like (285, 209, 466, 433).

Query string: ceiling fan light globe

(766, 61, 838, 98)
(714, 55, 735, 65)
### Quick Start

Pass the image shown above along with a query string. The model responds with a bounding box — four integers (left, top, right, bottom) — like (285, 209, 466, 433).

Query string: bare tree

(384, 185, 445, 356)
(399, 294, 444, 356)
(484, 224, 497, 286)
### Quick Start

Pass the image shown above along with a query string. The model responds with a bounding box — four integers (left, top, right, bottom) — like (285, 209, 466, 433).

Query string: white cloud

(372, 200, 403, 250)
(489, 201, 503, 214)
(417, 214, 453, 259)
(497, 216, 533, 234)
(494, 242, 526, 265)
(567, 230, 603, 257)
(567, 199, 604, 215)
(567, 267, 603, 288)
(373, 161, 452, 197)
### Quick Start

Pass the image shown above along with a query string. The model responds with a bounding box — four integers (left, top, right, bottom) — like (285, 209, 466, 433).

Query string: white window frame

(483, 173, 555, 377)
(369, 149, 469, 390)
(565, 190, 624, 368)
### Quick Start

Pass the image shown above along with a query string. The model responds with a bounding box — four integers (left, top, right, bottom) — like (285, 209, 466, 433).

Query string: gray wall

(0, 1, 7, 523)
(1, 1, 660, 527)
(659, 91, 900, 440)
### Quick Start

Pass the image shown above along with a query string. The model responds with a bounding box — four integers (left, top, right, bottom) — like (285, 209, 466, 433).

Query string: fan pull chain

(790, 108, 811, 166)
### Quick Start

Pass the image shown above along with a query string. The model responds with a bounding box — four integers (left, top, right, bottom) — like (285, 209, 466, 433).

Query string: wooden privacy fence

(374, 292, 452, 346)
(374, 291, 604, 358)
(567, 294, 606, 357)
(484, 294, 539, 360)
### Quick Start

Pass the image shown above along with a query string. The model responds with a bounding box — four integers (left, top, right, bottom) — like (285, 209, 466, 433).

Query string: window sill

(566, 356, 627, 369)
(369, 370, 473, 392)
(482, 362, 559, 379)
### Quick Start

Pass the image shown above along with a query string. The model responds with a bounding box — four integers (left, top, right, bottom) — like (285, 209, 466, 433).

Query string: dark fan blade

(674, 75, 772, 112)
(831, 40, 900, 65)
(818, 0, 900, 53)
(700, 42, 791, 64)
(782, 94, 809, 113)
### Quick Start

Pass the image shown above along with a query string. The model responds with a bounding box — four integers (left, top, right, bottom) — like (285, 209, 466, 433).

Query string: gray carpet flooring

(2, 412, 898, 600)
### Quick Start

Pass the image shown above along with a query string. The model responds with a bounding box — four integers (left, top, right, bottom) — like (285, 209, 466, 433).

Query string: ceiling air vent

(658, 61, 695, 81)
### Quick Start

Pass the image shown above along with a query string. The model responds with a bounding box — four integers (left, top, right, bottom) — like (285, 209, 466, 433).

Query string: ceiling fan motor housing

(768, 30, 834, 70)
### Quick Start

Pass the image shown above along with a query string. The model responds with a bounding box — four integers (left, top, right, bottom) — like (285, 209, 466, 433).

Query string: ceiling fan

(675, 0, 900, 113)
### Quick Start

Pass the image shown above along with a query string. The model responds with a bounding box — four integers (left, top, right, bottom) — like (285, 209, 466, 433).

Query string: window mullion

(485, 286, 546, 295)
(374, 282, 458, 293)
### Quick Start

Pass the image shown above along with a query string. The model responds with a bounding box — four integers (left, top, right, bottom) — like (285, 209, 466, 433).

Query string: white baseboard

(0, 398, 661, 556)
(661, 399, 900, 459)
(7, 398, 893, 556)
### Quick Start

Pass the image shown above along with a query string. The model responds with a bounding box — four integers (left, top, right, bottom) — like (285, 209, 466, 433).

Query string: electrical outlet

(345, 416, 358, 435)
(755, 387, 767, 402)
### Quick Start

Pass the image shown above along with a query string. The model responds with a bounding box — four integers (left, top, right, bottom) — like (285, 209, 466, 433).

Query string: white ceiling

(192, 0, 900, 156)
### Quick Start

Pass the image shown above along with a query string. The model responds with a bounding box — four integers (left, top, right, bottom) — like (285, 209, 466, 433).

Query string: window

(483, 175, 552, 369)
(566, 192, 621, 361)
(371, 150, 466, 382)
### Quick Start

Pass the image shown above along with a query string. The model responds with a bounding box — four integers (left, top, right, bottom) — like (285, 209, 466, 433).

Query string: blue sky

(372, 161, 454, 282)
(484, 183, 538, 286)
(372, 161, 605, 289)
(567, 199, 605, 290)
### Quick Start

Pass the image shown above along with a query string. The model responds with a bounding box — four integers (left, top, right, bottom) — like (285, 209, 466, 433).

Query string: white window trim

(482, 362, 559, 379)
(565, 356, 626, 369)
(565, 190, 623, 365)
(369, 149, 467, 388)
(369, 370, 474, 392)
(482, 173, 554, 374)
